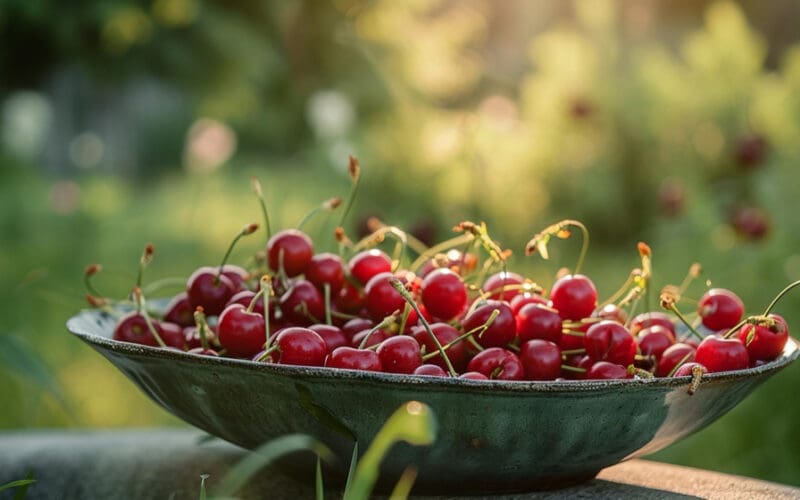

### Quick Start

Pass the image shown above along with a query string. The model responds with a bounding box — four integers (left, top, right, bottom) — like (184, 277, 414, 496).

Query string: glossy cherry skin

(462, 300, 516, 349)
(550, 274, 597, 320)
(411, 323, 468, 372)
(519, 339, 562, 381)
(351, 328, 391, 349)
(509, 293, 548, 316)
(363, 272, 408, 322)
(466, 348, 524, 380)
(226, 290, 266, 316)
(377, 336, 423, 374)
(274, 327, 327, 366)
(267, 229, 314, 277)
(308, 324, 348, 355)
(113, 312, 163, 347)
(413, 364, 448, 377)
(220, 264, 249, 292)
(341, 317, 375, 340)
(698, 288, 744, 331)
(335, 281, 364, 314)
(737, 314, 789, 363)
(183, 325, 217, 351)
(673, 362, 708, 377)
(695, 336, 749, 373)
(483, 271, 525, 302)
(562, 354, 593, 380)
(279, 280, 325, 325)
(217, 304, 266, 358)
(656, 343, 696, 377)
(163, 292, 194, 327)
(636, 325, 676, 359)
(348, 249, 392, 285)
(160, 321, 187, 350)
(420, 268, 468, 321)
(186, 267, 237, 316)
(629, 312, 675, 336)
(586, 361, 630, 380)
(583, 320, 636, 366)
(325, 346, 382, 372)
(306, 252, 346, 295)
(516, 303, 563, 344)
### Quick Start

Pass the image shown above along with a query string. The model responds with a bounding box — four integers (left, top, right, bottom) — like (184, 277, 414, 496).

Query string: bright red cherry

(306, 252, 346, 295)
(113, 311, 163, 347)
(274, 327, 327, 366)
(586, 361, 630, 380)
(411, 323, 468, 372)
(363, 272, 408, 322)
(695, 336, 749, 373)
(550, 274, 597, 320)
(737, 314, 789, 363)
(509, 293, 548, 316)
(335, 281, 364, 314)
(267, 229, 314, 277)
(519, 339, 562, 381)
(163, 292, 194, 327)
(413, 364, 448, 377)
(351, 328, 391, 349)
(226, 290, 266, 316)
(698, 289, 744, 331)
(462, 300, 516, 349)
(636, 325, 676, 359)
(325, 346, 382, 372)
(279, 280, 324, 325)
(656, 342, 696, 377)
(308, 324, 348, 355)
(583, 320, 636, 366)
(466, 348, 524, 380)
(483, 271, 525, 302)
(629, 311, 675, 336)
(420, 268, 467, 321)
(186, 267, 236, 316)
(516, 303, 562, 344)
(377, 336, 423, 374)
(349, 249, 392, 285)
(217, 304, 266, 358)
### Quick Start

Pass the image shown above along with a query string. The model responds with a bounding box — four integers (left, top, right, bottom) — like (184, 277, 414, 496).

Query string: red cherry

(698, 288, 744, 331)
(420, 268, 468, 321)
(656, 343, 696, 377)
(734, 133, 768, 169)
(274, 327, 327, 366)
(737, 314, 789, 363)
(586, 361, 630, 380)
(695, 336, 749, 373)
(342, 317, 375, 340)
(637, 325, 676, 359)
(113, 311, 163, 347)
(509, 293, 548, 316)
(160, 321, 186, 350)
(335, 281, 364, 314)
(462, 300, 516, 349)
(519, 339, 562, 381)
(483, 271, 525, 302)
(411, 323, 468, 372)
(349, 249, 392, 285)
(306, 252, 346, 295)
(583, 320, 636, 366)
(516, 303, 563, 344)
(459, 371, 489, 380)
(267, 229, 314, 277)
(217, 304, 266, 358)
(325, 346, 382, 372)
(466, 348, 524, 380)
(629, 311, 675, 336)
(308, 324, 348, 355)
(351, 328, 391, 349)
(279, 280, 325, 325)
(377, 336, 423, 374)
(413, 364, 448, 377)
(226, 290, 266, 316)
(187, 267, 236, 316)
(562, 354, 593, 380)
(673, 362, 708, 378)
(163, 292, 194, 327)
(220, 264, 249, 292)
(363, 272, 408, 322)
(550, 274, 597, 320)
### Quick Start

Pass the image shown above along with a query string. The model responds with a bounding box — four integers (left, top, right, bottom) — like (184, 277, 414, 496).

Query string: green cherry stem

(261, 276, 272, 347)
(246, 287, 266, 314)
(721, 280, 800, 339)
(338, 155, 361, 228)
(666, 351, 694, 378)
(390, 278, 457, 377)
(662, 302, 704, 341)
(136, 244, 155, 289)
(409, 234, 474, 272)
(358, 317, 395, 350)
(83, 263, 105, 298)
(132, 287, 166, 348)
(298, 198, 342, 231)
(216, 223, 259, 281)
(420, 309, 500, 361)
(324, 283, 332, 326)
(252, 177, 272, 243)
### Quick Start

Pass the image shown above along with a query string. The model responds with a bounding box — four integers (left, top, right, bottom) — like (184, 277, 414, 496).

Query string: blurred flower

(306, 90, 355, 141)
(1, 91, 53, 160)
(49, 181, 82, 215)
(68, 132, 105, 170)
(183, 118, 237, 173)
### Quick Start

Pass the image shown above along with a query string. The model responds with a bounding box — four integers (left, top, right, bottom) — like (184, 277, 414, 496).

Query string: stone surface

(1, 429, 798, 499)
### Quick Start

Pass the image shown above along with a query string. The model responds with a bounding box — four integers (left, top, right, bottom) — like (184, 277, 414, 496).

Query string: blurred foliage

(2, 0, 800, 489)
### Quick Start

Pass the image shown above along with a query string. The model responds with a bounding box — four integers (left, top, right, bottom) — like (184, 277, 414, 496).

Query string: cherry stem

(666, 351, 694, 378)
(762, 279, 800, 316)
(627, 366, 653, 379)
(358, 317, 394, 350)
(562, 329, 586, 337)
(561, 348, 586, 356)
(687, 365, 704, 395)
(339, 155, 361, 228)
(323, 283, 332, 326)
(390, 278, 457, 377)
(216, 223, 258, 281)
(354, 226, 408, 270)
(366, 219, 429, 256)
(246, 287, 266, 314)
(136, 244, 154, 289)
(560, 365, 586, 374)
(397, 302, 411, 336)
(421, 309, 500, 361)
(571, 221, 590, 275)
(134, 287, 167, 348)
(83, 264, 105, 298)
(256, 343, 280, 362)
(598, 271, 636, 308)
(194, 307, 211, 351)
(663, 303, 704, 341)
(409, 234, 474, 272)
(260, 277, 272, 347)
(297, 198, 341, 230)
(252, 177, 272, 243)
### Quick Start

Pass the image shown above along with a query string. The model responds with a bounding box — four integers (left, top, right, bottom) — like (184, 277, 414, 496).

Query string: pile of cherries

(92, 179, 793, 387)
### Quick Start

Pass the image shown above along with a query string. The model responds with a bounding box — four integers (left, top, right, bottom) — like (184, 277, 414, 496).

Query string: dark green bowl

(67, 308, 798, 494)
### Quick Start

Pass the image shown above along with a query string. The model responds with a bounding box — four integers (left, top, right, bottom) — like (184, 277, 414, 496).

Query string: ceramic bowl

(67, 308, 798, 494)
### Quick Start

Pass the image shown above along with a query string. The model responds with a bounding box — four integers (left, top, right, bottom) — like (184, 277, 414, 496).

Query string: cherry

(698, 288, 744, 331)
(562, 354, 592, 379)
(377, 336, 423, 374)
(335, 281, 364, 314)
(509, 293, 548, 316)
(349, 249, 392, 285)
(629, 312, 675, 336)
(413, 364, 448, 377)
(308, 324, 348, 355)
(342, 317, 375, 340)
(351, 328, 391, 349)
(637, 325, 676, 359)
(163, 292, 194, 327)
(113, 311, 163, 347)
(220, 264, 249, 292)
(695, 336, 749, 373)
(267, 229, 314, 277)
(550, 274, 597, 320)
(586, 361, 630, 380)
(459, 371, 489, 380)
(364, 271, 408, 322)
(187, 267, 236, 316)
(516, 303, 563, 344)
(160, 321, 187, 350)
(583, 320, 636, 366)
(420, 268, 467, 321)
(217, 304, 266, 358)
(273, 327, 327, 366)
(306, 252, 346, 295)
(483, 271, 525, 302)
(462, 300, 516, 349)
(656, 343, 696, 377)
(325, 346, 382, 372)
(737, 314, 789, 363)
(183, 325, 217, 350)
(226, 290, 266, 316)
(466, 348, 524, 380)
(734, 133, 767, 169)
(411, 323, 468, 372)
(594, 304, 628, 325)
(673, 362, 708, 378)
(279, 280, 325, 325)
(519, 339, 562, 381)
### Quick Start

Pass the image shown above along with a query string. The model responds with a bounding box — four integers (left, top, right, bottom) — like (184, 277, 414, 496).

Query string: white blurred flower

(1, 91, 53, 160)
(306, 90, 355, 140)
(183, 118, 237, 173)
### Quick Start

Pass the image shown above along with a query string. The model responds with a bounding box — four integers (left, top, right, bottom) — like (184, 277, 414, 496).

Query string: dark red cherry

(325, 346, 382, 372)
(279, 280, 325, 325)
(411, 323, 468, 372)
(306, 252, 346, 295)
(377, 336, 423, 374)
(519, 339, 562, 381)
(516, 303, 563, 344)
(220, 264, 249, 292)
(351, 328, 391, 349)
(731, 206, 770, 241)
(695, 336, 749, 373)
(698, 288, 744, 331)
(187, 267, 236, 316)
(163, 292, 194, 327)
(562, 354, 593, 380)
(586, 361, 630, 380)
(509, 293, 548, 316)
(349, 249, 392, 285)
(413, 364, 448, 377)
(160, 321, 186, 350)
(583, 320, 636, 366)
(673, 362, 708, 378)
(637, 325, 676, 359)
(462, 300, 516, 349)
(421, 268, 468, 321)
(113, 311, 163, 347)
(737, 314, 789, 363)
(734, 133, 767, 169)
(342, 317, 375, 340)
(629, 311, 675, 336)
(274, 327, 327, 366)
(550, 274, 597, 320)
(335, 281, 364, 314)
(217, 304, 266, 358)
(483, 271, 525, 302)
(183, 325, 218, 350)
(308, 324, 348, 355)
(267, 229, 314, 277)
(466, 348, 524, 381)
(364, 271, 408, 322)
(656, 343, 696, 377)
(226, 290, 266, 316)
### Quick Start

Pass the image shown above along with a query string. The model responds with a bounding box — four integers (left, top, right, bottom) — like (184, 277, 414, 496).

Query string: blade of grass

(0, 479, 36, 494)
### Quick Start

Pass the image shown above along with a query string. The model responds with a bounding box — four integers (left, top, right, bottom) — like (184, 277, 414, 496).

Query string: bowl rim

(67, 308, 800, 394)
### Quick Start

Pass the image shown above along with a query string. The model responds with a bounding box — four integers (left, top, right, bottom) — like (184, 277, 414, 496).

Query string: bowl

(67, 308, 798, 494)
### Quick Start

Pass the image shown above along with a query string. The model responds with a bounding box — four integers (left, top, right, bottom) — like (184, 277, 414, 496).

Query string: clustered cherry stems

(390, 278, 457, 377)
(297, 197, 342, 231)
(194, 307, 212, 351)
(723, 279, 800, 339)
(409, 233, 474, 272)
(364, 217, 429, 256)
(420, 309, 500, 361)
(525, 219, 590, 276)
(217, 223, 259, 281)
(252, 177, 272, 242)
(354, 225, 410, 270)
(660, 292, 704, 341)
(133, 287, 167, 348)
